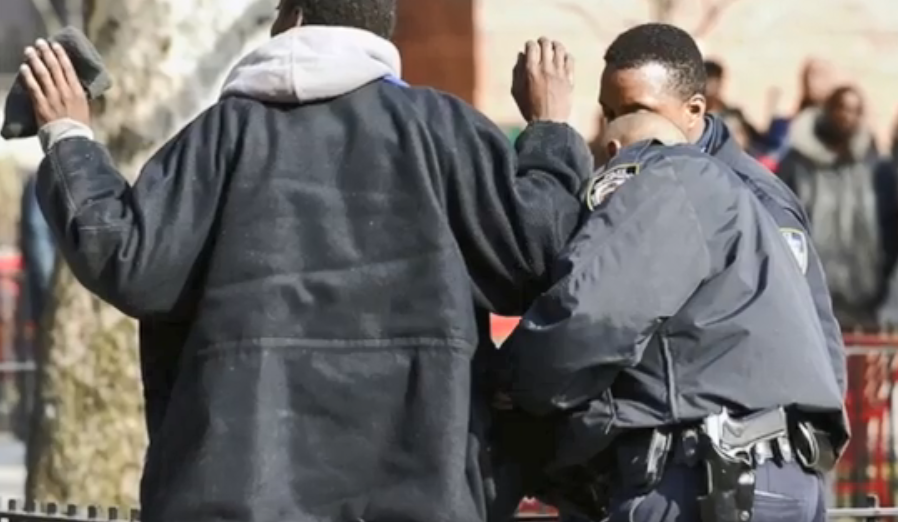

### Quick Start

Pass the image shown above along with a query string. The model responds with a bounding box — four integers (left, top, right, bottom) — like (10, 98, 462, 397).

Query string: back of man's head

(597, 112, 687, 165)
(278, 0, 397, 39)
(603, 23, 706, 101)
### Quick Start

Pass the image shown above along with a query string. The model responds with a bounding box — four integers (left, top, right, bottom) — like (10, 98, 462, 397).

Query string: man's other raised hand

(511, 37, 575, 124)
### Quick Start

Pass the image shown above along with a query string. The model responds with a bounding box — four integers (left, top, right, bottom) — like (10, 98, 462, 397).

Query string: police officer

(500, 112, 848, 522)
(596, 23, 847, 400)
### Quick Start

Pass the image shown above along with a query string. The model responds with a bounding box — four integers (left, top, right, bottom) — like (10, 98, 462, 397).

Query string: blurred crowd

(591, 57, 898, 332)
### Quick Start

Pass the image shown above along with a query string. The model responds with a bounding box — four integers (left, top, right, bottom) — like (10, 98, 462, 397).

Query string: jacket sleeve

(778, 158, 848, 395)
(35, 104, 235, 318)
(804, 242, 847, 396)
(420, 92, 593, 315)
(504, 159, 711, 416)
(765, 152, 847, 396)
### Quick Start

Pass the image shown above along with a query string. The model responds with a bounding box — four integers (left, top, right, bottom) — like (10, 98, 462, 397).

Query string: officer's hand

(492, 392, 514, 411)
(511, 37, 575, 123)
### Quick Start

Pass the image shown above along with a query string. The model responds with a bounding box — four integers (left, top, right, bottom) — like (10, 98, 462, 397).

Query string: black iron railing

(0, 499, 897, 522)
(0, 500, 138, 522)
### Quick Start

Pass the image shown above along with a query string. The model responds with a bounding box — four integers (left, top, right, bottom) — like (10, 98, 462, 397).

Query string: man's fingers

(24, 47, 55, 99)
(524, 40, 540, 70)
(512, 52, 526, 76)
(565, 53, 576, 84)
(36, 39, 69, 97)
(52, 42, 82, 93)
(552, 41, 567, 69)
(511, 52, 525, 92)
(538, 37, 554, 71)
(19, 64, 47, 108)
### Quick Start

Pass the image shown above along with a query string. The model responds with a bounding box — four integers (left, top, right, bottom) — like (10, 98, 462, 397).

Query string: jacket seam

(659, 334, 678, 421)
(667, 160, 713, 272)
(78, 224, 131, 232)
(195, 336, 475, 356)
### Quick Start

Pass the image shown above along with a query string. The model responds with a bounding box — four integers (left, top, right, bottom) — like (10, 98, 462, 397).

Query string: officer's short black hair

(604, 23, 706, 100)
(284, 0, 397, 39)
(704, 60, 724, 80)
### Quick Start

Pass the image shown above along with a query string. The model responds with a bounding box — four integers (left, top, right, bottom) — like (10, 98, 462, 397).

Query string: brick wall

(398, 0, 898, 146)
(393, 0, 475, 104)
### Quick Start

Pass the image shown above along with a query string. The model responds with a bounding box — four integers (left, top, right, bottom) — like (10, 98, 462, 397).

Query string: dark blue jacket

(505, 141, 848, 472)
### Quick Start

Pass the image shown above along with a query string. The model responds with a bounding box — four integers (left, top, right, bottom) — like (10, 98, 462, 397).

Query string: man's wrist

(38, 118, 94, 152)
(529, 116, 569, 124)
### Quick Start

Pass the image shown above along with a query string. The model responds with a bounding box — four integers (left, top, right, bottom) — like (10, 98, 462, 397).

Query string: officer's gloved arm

(504, 161, 711, 416)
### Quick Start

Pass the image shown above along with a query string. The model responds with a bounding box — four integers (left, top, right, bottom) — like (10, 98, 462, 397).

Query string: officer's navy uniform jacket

(701, 116, 847, 396)
(503, 141, 848, 472)
(33, 27, 593, 522)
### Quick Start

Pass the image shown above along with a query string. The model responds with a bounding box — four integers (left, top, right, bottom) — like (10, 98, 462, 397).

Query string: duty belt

(567, 407, 837, 522)
(667, 408, 836, 474)
(606, 408, 837, 522)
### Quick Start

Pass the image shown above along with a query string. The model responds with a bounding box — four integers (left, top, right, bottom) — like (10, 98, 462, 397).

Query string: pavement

(0, 434, 25, 499)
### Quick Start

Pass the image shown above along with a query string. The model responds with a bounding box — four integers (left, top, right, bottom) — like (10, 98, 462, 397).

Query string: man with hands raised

(20, 4, 589, 519)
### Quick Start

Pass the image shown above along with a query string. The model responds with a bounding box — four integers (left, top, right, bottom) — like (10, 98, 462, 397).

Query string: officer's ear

(605, 139, 622, 160)
(684, 93, 706, 132)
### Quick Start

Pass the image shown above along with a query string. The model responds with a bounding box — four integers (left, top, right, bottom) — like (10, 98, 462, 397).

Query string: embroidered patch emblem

(584, 163, 640, 211)
(780, 227, 808, 275)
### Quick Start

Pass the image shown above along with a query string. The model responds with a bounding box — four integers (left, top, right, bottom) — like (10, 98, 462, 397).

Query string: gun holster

(697, 438, 755, 522)
(696, 407, 791, 522)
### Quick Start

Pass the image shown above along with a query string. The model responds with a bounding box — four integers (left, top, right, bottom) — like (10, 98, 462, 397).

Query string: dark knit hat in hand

(1, 26, 111, 140)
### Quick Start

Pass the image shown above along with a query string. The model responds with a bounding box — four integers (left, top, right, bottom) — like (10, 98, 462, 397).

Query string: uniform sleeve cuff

(38, 118, 94, 152)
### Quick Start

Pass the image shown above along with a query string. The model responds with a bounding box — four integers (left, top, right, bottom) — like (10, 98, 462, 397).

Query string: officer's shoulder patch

(780, 227, 808, 275)
(584, 163, 640, 211)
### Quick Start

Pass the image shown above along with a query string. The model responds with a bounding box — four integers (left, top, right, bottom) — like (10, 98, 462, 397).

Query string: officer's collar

(612, 138, 663, 164)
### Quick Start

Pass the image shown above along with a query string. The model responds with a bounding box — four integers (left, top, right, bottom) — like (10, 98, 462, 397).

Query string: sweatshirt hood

(788, 107, 874, 166)
(221, 26, 402, 103)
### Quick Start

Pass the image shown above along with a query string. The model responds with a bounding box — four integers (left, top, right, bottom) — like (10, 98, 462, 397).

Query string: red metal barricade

(839, 332, 898, 509)
(489, 315, 898, 514)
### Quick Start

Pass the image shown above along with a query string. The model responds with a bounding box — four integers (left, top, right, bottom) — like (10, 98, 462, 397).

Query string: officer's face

(599, 63, 705, 142)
